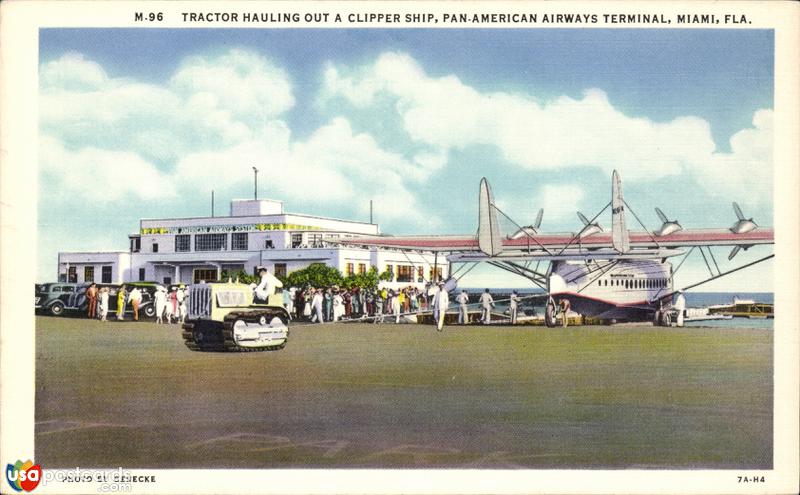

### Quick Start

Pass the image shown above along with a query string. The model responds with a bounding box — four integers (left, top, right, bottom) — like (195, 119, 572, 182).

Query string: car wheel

(143, 305, 156, 318)
(50, 301, 65, 316)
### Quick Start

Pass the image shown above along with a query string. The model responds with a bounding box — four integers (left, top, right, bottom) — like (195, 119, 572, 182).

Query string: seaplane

(338, 171, 774, 326)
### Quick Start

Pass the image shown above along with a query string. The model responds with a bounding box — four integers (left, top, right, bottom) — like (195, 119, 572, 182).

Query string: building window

(152, 242, 159, 253)
(385, 264, 394, 281)
(130, 237, 141, 253)
(397, 265, 413, 283)
(84, 266, 94, 283)
(163, 277, 172, 285)
(309, 233, 323, 247)
(358, 263, 366, 275)
(175, 235, 190, 252)
(274, 263, 287, 279)
(193, 268, 218, 283)
(101, 266, 112, 283)
(417, 266, 424, 282)
(232, 232, 248, 251)
(139, 268, 146, 281)
(346, 263, 354, 276)
(265, 239, 274, 249)
(291, 233, 303, 248)
(429, 267, 443, 282)
(68, 266, 77, 283)
(195, 233, 227, 251)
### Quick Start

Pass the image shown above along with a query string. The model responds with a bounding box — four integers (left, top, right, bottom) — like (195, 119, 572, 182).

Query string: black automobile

(35, 282, 158, 318)
(35, 282, 86, 316)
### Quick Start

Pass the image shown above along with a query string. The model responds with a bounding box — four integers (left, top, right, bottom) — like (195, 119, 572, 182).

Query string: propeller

(507, 208, 544, 239)
(576, 211, 602, 238)
(730, 202, 757, 234)
(728, 202, 757, 259)
(654, 207, 683, 236)
(728, 244, 753, 261)
(533, 208, 544, 230)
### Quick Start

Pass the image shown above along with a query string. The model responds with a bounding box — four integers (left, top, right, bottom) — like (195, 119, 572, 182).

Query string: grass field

(35, 316, 772, 469)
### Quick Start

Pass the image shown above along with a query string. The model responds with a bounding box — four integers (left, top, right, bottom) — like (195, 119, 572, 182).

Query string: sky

(38, 28, 774, 291)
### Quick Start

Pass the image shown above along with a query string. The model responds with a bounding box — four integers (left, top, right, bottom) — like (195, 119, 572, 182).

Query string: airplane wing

(335, 228, 773, 254)
(334, 171, 773, 259)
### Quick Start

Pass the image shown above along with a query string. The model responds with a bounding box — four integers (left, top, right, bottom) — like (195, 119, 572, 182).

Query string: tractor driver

(254, 266, 283, 303)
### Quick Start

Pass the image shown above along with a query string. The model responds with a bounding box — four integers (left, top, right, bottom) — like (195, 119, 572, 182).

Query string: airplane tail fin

(478, 178, 503, 256)
(611, 170, 630, 253)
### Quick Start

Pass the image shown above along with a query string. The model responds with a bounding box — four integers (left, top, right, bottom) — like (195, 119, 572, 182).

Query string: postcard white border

(1, 1, 797, 494)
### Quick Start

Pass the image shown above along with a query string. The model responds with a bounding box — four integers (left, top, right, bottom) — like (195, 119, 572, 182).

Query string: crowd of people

(283, 284, 433, 324)
(81, 273, 548, 330)
(283, 281, 517, 330)
(83, 283, 188, 323)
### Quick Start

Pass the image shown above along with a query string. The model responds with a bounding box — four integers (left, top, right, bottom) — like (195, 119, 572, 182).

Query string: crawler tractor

(181, 282, 289, 352)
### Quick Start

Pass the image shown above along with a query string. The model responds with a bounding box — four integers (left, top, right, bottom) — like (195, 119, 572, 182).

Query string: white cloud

(170, 48, 295, 121)
(39, 52, 108, 91)
(39, 49, 295, 164)
(172, 117, 430, 225)
(40, 135, 176, 202)
(698, 109, 773, 206)
(39, 51, 439, 225)
(322, 51, 769, 190)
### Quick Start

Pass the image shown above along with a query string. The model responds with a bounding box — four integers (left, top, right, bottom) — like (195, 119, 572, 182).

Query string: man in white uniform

(254, 267, 283, 302)
(435, 281, 449, 331)
(177, 285, 188, 324)
(675, 291, 686, 327)
(311, 289, 324, 323)
(456, 290, 470, 324)
(154, 286, 167, 324)
(509, 291, 521, 324)
(479, 289, 495, 324)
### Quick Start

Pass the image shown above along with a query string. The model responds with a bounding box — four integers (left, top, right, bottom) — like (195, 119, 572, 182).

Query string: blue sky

(38, 28, 774, 290)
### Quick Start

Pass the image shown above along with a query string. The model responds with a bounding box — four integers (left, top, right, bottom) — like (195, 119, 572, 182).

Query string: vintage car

(35, 282, 84, 316)
(35, 282, 158, 318)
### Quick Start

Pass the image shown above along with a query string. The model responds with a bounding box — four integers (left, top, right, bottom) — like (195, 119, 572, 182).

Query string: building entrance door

(193, 268, 218, 283)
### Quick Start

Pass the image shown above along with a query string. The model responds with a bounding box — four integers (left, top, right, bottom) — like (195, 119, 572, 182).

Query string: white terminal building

(57, 199, 447, 289)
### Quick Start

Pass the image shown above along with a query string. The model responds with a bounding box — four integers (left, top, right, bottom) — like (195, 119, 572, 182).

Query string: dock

(707, 299, 773, 319)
